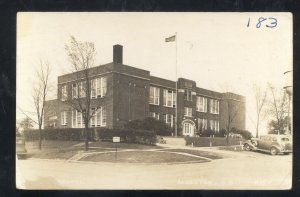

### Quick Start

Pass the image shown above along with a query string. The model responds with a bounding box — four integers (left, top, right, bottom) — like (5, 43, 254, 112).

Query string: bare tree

(65, 36, 100, 151)
(17, 117, 34, 132)
(32, 59, 51, 150)
(253, 83, 268, 138)
(219, 84, 245, 145)
(267, 84, 289, 135)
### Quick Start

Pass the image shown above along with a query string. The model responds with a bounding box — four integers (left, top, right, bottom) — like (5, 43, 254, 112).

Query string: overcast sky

(17, 12, 292, 134)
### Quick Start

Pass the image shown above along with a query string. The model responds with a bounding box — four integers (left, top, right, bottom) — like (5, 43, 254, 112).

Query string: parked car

(243, 134, 292, 155)
(16, 132, 27, 159)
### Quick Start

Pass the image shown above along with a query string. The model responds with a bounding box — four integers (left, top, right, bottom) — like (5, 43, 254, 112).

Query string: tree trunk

(85, 124, 89, 151)
(38, 126, 42, 150)
(226, 133, 229, 145)
(256, 117, 259, 138)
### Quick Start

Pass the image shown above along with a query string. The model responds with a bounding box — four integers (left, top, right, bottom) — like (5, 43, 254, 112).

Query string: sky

(17, 12, 293, 135)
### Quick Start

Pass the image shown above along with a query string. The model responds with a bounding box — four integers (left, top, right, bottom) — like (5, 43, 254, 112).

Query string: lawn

(25, 140, 82, 151)
(25, 140, 162, 160)
(158, 149, 224, 159)
(88, 141, 160, 150)
(80, 151, 209, 164)
(29, 149, 79, 160)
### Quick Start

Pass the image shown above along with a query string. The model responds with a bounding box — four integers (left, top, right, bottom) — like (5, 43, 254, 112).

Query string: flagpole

(175, 32, 178, 137)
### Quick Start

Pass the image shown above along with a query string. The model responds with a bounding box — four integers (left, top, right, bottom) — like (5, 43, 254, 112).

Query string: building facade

(44, 44, 246, 136)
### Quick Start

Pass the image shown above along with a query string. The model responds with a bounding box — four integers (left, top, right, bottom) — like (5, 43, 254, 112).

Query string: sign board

(113, 137, 120, 143)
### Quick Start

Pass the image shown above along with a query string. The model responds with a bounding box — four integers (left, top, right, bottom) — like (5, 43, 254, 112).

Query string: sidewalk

(157, 143, 251, 158)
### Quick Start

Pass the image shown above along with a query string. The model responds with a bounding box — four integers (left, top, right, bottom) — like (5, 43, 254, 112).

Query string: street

(16, 150, 292, 190)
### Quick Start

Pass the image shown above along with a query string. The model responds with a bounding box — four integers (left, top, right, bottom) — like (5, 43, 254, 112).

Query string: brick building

(44, 44, 246, 137)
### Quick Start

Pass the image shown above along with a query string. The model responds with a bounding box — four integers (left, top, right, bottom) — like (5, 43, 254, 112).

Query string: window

(163, 114, 174, 127)
(183, 123, 194, 136)
(198, 118, 207, 132)
(72, 83, 78, 98)
(72, 82, 86, 98)
(196, 96, 207, 112)
(210, 99, 219, 114)
(61, 85, 68, 101)
(91, 77, 107, 99)
(149, 86, 160, 105)
(77, 111, 82, 126)
(79, 81, 86, 98)
(61, 111, 67, 125)
(149, 112, 159, 120)
(102, 108, 107, 126)
(184, 90, 192, 101)
(90, 107, 107, 127)
(184, 107, 193, 117)
(163, 89, 176, 107)
(210, 120, 219, 132)
(72, 110, 84, 128)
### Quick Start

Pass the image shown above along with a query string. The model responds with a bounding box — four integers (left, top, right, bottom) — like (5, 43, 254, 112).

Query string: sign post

(113, 137, 120, 160)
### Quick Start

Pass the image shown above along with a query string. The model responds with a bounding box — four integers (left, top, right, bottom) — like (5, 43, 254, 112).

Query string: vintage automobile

(16, 132, 27, 159)
(243, 134, 292, 155)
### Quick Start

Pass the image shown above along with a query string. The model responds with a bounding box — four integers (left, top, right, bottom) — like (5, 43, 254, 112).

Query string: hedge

(185, 136, 243, 147)
(23, 128, 156, 145)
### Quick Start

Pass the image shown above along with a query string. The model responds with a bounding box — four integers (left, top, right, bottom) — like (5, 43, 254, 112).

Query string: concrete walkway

(156, 143, 253, 158)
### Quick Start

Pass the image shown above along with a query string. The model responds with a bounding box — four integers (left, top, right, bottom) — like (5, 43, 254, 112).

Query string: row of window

(198, 118, 220, 132)
(149, 86, 219, 114)
(196, 97, 219, 114)
(61, 77, 107, 101)
(149, 111, 219, 132)
(60, 107, 107, 128)
(149, 112, 174, 127)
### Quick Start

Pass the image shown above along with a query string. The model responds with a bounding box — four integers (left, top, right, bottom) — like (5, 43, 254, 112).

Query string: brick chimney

(113, 44, 123, 64)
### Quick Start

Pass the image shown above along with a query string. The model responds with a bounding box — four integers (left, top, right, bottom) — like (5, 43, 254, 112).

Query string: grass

(80, 151, 208, 163)
(25, 140, 162, 160)
(159, 149, 224, 159)
(29, 149, 79, 160)
(88, 141, 160, 150)
(25, 140, 82, 151)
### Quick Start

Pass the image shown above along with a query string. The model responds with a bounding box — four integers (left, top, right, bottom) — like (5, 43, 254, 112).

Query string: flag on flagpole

(165, 35, 176, 42)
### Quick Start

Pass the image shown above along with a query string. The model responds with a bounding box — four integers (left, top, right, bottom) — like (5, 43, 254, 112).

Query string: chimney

(113, 44, 123, 64)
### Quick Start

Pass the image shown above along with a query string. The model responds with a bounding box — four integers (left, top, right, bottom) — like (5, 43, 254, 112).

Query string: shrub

(24, 128, 96, 141)
(229, 128, 252, 140)
(199, 128, 215, 137)
(185, 136, 242, 147)
(124, 117, 171, 136)
(24, 128, 156, 145)
(96, 128, 156, 145)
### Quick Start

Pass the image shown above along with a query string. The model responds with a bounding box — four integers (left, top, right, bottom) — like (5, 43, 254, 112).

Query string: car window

(262, 136, 270, 141)
(281, 138, 289, 142)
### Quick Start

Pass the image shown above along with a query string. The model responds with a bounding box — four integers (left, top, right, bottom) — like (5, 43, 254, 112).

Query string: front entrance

(182, 120, 195, 136)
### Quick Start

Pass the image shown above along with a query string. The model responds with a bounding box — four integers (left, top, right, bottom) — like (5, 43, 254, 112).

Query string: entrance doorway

(182, 120, 195, 136)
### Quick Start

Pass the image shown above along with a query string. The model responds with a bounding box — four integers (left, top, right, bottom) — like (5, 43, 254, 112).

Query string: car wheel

(244, 144, 251, 151)
(270, 147, 278, 155)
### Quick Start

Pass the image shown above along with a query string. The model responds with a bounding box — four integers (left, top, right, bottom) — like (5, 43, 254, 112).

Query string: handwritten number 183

(247, 17, 277, 28)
